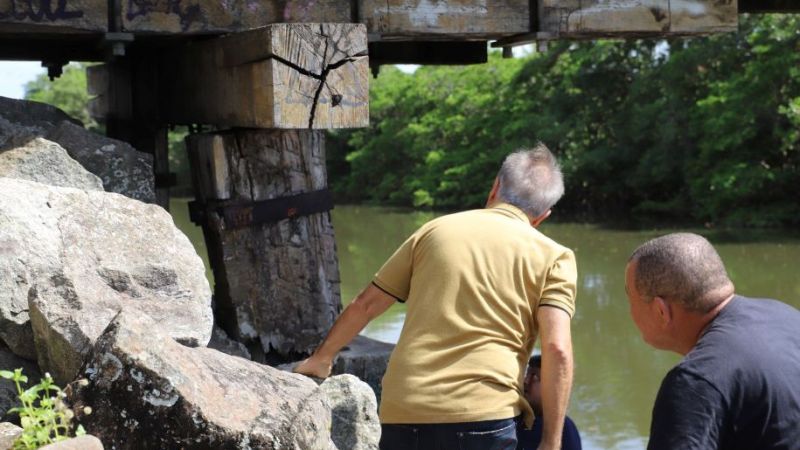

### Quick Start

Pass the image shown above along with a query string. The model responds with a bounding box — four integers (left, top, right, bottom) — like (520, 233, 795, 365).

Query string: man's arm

(294, 283, 396, 378)
(537, 305, 574, 450)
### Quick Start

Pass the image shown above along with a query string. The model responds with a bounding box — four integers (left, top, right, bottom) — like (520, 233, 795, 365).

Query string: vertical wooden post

(186, 129, 341, 361)
(88, 52, 172, 210)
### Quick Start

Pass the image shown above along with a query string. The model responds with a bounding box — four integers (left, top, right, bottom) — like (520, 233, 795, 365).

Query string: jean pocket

(380, 424, 419, 450)
(457, 421, 518, 450)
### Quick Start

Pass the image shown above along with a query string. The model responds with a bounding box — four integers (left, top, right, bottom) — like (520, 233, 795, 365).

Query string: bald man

(625, 233, 800, 450)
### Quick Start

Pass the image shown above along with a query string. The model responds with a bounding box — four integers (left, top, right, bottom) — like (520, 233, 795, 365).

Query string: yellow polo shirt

(373, 203, 577, 427)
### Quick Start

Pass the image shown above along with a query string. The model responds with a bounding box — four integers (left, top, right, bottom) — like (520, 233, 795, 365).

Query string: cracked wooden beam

(159, 23, 369, 129)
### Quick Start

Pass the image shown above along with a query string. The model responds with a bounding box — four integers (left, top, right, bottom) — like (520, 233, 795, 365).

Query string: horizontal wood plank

(539, 0, 737, 38)
(361, 0, 530, 39)
(0, 0, 107, 32)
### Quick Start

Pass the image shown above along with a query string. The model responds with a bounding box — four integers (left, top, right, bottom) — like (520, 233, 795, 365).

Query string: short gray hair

(629, 233, 734, 312)
(496, 144, 565, 218)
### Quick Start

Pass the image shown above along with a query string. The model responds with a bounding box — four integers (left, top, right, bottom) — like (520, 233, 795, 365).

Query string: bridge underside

(2, 0, 788, 66)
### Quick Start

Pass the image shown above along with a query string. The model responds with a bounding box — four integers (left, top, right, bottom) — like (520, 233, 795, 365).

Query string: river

(171, 199, 800, 450)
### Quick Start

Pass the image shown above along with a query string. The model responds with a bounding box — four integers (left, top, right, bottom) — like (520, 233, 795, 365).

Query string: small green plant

(0, 368, 86, 449)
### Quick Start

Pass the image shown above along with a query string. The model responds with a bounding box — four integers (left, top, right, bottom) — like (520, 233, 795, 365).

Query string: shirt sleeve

(647, 368, 727, 450)
(562, 416, 583, 450)
(539, 249, 577, 318)
(372, 231, 418, 302)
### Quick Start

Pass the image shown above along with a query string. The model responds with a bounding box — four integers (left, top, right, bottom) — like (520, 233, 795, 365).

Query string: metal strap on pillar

(189, 189, 334, 229)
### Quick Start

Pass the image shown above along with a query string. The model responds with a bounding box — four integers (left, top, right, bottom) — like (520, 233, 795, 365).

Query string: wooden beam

(739, 0, 800, 13)
(0, 0, 107, 32)
(361, 0, 530, 39)
(369, 41, 487, 66)
(185, 129, 342, 358)
(160, 23, 369, 130)
(538, 0, 738, 38)
(121, 0, 349, 34)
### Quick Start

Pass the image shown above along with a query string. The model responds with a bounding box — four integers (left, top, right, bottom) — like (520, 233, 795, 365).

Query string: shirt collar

(491, 202, 529, 223)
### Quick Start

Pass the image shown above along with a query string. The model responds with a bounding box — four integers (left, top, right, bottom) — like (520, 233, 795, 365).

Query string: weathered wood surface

(539, 0, 738, 38)
(0, 0, 531, 38)
(0, 0, 107, 32)
(122, 0, 349, 33)
(161, 23, 369, 129)
(186, 129, 341, 359)
(360, 0, 529, 39)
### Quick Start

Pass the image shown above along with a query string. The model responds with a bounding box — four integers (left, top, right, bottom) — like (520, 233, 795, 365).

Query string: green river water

(171, 199, 800, 450)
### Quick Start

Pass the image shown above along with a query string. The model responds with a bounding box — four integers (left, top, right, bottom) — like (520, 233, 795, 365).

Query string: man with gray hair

(625, 233, 800, 450)
(297, 144, 577, 450)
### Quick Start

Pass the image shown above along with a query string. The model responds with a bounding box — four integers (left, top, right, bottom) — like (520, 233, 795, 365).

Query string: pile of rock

(0, 97, 381, 449)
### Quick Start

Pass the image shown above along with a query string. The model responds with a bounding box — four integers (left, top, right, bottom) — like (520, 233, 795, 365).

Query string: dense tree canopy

(329, 15, 800, 227)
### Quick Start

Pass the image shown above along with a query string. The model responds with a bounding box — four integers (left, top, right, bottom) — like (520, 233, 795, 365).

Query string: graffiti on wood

(0, 0, 83, 22)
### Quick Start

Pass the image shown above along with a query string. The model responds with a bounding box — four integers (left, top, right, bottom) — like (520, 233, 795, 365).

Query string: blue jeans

(379, 417, 519, 450)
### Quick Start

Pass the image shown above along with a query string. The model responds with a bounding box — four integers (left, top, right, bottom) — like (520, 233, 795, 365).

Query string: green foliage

(24, 63, 97, 131)
(0, 369, 86, 449)
(330, 15, 800, 227)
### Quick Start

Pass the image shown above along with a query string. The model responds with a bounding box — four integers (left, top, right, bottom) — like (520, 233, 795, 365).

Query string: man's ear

(485, 177, 501, 206)
(530, 209, 552, 228)
(653, 296, 673, 327)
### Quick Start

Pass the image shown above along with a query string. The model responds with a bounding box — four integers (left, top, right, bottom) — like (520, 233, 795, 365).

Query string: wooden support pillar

(186, 130, 341, 360)
(88, 52, 172, 209)
(175, 23, 368, 361)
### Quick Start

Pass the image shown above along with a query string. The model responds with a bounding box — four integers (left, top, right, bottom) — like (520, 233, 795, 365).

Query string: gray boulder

(0, 422, 22, 450)
(332, 335, 394, 403)
(39, 435, 104, 450)
(0, 138, 103, 191)
(46, 121, 156, 203)
(208, 325, 251, 360)
(69, 309, 335, 450)
(320, 375, 381, 450)
(0, 97, 80, 151)
(0, 177, 212, 383)
(0, 348, 42, 422)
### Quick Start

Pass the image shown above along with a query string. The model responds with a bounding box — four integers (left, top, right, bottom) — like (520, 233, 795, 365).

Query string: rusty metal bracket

(189, 188, 334, 229)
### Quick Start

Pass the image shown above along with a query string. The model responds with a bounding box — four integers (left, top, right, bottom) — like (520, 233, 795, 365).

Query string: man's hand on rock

(293, 355, 333, 379)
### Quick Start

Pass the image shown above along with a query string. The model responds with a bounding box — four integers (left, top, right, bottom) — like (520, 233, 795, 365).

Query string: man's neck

(677, 293, 735, 355)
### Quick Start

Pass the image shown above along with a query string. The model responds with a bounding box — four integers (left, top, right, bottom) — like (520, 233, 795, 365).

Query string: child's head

(524, 354, 542, 415)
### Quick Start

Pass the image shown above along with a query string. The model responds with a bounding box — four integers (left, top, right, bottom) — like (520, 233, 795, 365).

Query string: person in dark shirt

(518, 355, 582, 450)
(626, 233, 800, 450)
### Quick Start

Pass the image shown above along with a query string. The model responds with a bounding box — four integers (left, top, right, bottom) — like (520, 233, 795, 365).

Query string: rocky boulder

(46, 121, 156, 203)
(0, 97, 80, 151)
(0, 138, 103, 191)
(207, 325, 251, 360)
(70, 309, 335, 450)
(0, 422, 22, 450)
(332, 336, 394, 403)
(39, 435, 104, 450)
(320, 375, 381, 450)
(0, 177, 212, 382)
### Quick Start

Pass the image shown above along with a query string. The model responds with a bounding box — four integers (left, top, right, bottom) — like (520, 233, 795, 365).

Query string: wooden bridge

(1, 0, 795, 362)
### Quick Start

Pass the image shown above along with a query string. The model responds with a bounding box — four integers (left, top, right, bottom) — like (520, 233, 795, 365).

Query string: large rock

(70, 310, 335, 450)
(46, 121, 156, 204)
(39, 435, 104, 450)
(0, 177, 212, 382)
(0, 97, 80, 151)
(320, 375, 380, 450)
(332, 336, 394, 403)
(207, 325, 251, 360)
(0, 422, 22, 450)
(0, 138, 104, 191)
(0, 348, 42, 422)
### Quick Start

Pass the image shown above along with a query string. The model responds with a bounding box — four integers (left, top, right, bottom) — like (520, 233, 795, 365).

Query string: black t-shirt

(648, 295, 800, 450)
